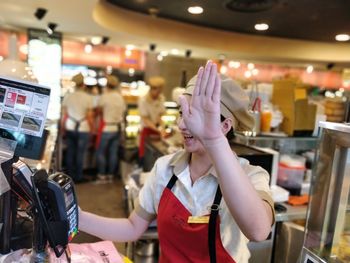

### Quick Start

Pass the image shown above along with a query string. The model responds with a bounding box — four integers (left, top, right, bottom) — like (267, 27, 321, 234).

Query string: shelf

(235, 133, 319, 142)
(234, 133, 319, 154)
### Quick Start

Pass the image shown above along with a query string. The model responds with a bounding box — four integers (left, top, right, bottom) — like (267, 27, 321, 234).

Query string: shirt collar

(169, 150, 218, 178)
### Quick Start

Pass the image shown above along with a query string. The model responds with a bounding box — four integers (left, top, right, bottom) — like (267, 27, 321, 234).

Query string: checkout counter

(123, 137, 308, 262)
(0, 77, 79, 262)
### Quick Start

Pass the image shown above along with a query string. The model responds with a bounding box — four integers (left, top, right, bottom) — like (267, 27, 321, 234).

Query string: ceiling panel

(107, 0, 350, 42)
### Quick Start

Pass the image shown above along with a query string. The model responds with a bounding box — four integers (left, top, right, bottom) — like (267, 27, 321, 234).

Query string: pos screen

(0, 77, 50, 160)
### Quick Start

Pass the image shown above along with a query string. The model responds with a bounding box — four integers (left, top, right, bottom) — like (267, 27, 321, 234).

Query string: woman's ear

(221, 118, 233, 135)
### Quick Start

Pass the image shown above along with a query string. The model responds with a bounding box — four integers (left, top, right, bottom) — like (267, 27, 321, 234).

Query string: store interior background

(0, 0, 350, 262)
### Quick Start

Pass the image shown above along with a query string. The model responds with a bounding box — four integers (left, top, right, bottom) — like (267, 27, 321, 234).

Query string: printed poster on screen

(0, 83, 50, 137)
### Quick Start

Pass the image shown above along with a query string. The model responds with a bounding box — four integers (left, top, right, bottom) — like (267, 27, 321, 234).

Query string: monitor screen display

(0, 77, 50, 159)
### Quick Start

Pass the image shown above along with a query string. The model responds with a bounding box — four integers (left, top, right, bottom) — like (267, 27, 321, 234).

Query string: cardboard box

(272, 79, 316, 136)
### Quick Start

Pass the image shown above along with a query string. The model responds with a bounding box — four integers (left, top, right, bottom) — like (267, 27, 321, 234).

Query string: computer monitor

(0, 76, 50, 159)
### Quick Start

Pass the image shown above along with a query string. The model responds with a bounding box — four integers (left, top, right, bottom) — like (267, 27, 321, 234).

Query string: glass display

(301, 122, 350, 263)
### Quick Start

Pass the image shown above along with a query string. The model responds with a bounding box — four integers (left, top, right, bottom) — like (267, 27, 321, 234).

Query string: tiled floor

(75, 177, 158, 262)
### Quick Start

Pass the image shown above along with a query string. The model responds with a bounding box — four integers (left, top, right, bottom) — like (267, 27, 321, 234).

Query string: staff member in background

(60, 73, 94, 183)
(137, 76, 166, 167)
(79, 61, 274, 262)
(95, 75, 126, 183)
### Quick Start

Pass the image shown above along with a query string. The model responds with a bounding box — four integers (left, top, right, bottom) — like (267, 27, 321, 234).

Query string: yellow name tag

(187, 216, 210, 224)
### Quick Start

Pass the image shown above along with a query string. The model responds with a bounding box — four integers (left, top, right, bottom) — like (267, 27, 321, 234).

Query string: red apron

(95, 119, 105, 149)
(138, 127, 160, 158)
(157, 175, 236, 263)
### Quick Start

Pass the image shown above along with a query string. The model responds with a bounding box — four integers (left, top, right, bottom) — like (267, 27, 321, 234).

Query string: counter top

(275, 203, 307, 222)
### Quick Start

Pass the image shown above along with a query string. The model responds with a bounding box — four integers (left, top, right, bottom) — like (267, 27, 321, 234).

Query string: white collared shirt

(138, 94, 166, 128)
(62, 90, 94, 132)
(98, 91, 126, 132)
(136, 149, 274, 263)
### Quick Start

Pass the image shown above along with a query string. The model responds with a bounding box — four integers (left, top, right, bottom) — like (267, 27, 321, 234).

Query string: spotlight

(185, 49, 192, 58)
(102, 36, 109, 45)
(149, 43, 156, 52)
(46, 23, 57, 35)
(34, 8, 47, 20)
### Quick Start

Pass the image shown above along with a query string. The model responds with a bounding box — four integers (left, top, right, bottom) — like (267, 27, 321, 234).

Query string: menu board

(0, 77, 50, 137)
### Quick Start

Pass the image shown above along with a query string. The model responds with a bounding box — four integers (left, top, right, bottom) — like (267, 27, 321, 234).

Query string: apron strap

(166, 174, 178, 189)
(68, 115, 86, 132)
(208, 185, 222, 263)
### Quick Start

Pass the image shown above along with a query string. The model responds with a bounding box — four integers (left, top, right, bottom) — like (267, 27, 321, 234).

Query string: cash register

(0, 76, 79, 262)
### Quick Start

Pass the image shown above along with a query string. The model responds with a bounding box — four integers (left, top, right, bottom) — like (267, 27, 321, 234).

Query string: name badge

(187, 216, 210, 224)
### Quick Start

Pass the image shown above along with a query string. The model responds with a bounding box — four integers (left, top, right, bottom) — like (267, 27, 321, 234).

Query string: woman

(79, 61, 274, 262)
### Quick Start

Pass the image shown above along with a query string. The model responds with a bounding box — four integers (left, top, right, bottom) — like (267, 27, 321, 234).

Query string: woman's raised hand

(179, 61, 223, 142)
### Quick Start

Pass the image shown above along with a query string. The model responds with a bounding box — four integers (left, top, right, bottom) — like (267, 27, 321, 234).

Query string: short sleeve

(135, 165, 157, 221)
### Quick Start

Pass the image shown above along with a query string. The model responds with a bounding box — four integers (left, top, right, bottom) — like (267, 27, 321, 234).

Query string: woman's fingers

(199, 61, 212, 95)
(193, 67, 203, 97)
(213, 73, 221, 102)
(205, 63, 217, 97)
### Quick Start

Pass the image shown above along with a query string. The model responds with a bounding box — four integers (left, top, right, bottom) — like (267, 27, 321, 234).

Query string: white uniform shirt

(62, 90, 94, 132)
(136, 150, 274, 263)
(138, 94, 166, 128)
(98, 91, 126, 132)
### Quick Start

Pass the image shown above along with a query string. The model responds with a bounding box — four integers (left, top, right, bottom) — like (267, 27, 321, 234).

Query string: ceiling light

(306, 65, 313, 74)
(252, 68, 259, 75)
(335, 34, 350, 42)
(247, 63, 255, 70)
(244, 71, 252, 78)
(34, 8, 47, 20)
(126, 44, 135, 50)
(91, 36, 102, 45)
(171, 49, 179, 55)
(125, 49, 132, 57)
(228, 61, 240, 68)
(254, 23, 269, 31)
(188, 6, 203, 14)
(160, 51, 168, 56)
(157, 54, 163, 61)
(84, 44, 93, 53)
(220, 65, 228, 74)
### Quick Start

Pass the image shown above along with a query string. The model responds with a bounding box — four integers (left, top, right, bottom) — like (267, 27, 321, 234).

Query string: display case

(301, 122, 350, 263)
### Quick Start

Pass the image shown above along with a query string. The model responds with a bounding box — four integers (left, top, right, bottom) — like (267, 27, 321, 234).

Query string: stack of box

(272, 79, 317, 136)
